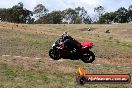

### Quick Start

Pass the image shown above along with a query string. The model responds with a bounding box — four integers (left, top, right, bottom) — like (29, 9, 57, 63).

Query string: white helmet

(61, 32, 68, 38)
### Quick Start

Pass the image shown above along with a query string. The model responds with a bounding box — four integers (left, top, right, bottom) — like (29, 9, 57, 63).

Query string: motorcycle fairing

(81, 42, 93, 48)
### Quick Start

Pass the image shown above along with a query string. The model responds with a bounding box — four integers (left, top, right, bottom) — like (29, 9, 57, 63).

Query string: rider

(60, 32, 81, 53)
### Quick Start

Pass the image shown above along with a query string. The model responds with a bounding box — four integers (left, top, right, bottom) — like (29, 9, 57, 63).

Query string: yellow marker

(78, 66, 86, 76)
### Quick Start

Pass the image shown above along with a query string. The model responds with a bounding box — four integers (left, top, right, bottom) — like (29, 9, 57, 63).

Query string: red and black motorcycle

(49, 37, 95, 63)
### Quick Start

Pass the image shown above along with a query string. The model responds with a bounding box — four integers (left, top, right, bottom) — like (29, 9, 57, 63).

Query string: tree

(83, 16, 92, 24)
(127, 5, 132, 22)
(50, 11, 62, 24)
(75, 7, 87, 23)
(11, 3, 33, 23)
(33, 4, 48, 19)
(18, 2, 24, 8)
(62, 7, 91, 24)
(0, 8, 8, 21)
(115, 7, 128, 23)
(35, 11, 62, 24)
(62, 8, 77, 24)
(100, 12, 116, 23)
(94, 5, 105, 23)
(0, 2, 33, 23)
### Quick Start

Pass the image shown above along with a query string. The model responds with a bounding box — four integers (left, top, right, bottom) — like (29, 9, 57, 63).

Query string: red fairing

(81, 42, 93, 48)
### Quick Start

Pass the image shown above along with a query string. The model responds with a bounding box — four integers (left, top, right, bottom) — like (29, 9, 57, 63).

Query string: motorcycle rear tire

(81, 51, 95, 63)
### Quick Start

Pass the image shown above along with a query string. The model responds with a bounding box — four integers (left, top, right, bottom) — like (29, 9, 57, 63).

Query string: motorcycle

(49, 37, 95, 63)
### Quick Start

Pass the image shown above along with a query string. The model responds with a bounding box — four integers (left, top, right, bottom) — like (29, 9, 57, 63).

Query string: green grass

(0, 29, 56, 57)
(0, 23, 132, 88)
(0, 62, 75, 88)
(0, 61, 131, 88)
(0, 28, 132, 58)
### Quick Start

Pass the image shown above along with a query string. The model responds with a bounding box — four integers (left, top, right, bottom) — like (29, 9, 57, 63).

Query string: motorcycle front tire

(49, 49, 61, 60)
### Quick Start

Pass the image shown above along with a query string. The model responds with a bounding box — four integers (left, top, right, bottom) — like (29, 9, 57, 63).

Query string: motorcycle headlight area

(52, 43, 55, 47)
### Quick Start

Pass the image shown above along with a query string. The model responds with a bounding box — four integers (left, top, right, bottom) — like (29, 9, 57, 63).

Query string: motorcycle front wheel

(81, 51, 95, 63)
(49, 49, 61, 60)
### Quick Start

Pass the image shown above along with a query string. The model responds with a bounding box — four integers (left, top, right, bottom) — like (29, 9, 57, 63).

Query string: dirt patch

(0, 22, 60, 36)
(121, 29, 132, 35)
(0, 55, 74, 74)
(79, 27, 96, 31)
(95, 57, 132, 66)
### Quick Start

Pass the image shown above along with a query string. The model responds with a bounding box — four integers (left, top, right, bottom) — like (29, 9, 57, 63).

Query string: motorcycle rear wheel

(49, 49, 61, 60)
(81, 51, 95, 63)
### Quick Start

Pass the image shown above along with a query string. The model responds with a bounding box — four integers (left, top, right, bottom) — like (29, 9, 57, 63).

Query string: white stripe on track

(2, 55, 11, 57)
(13, 56, 21, 58)
(34, 58, 41, 60)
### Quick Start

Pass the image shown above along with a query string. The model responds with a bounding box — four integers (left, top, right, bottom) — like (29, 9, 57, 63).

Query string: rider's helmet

(61, 32, 68, 39)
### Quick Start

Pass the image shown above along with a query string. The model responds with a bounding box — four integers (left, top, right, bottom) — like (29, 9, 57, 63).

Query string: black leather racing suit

(62, 36, 81, 53)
